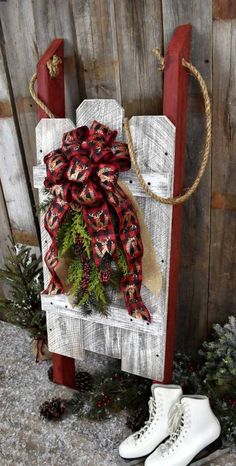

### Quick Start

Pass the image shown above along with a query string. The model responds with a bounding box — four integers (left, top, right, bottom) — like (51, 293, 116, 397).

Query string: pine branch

(67, 259, 83, 296)
(116, 245, 129, 275)
(70, 212, 91, 257)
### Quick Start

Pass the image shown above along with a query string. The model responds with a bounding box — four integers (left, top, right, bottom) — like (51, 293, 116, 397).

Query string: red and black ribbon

(43, 121, 151, 322)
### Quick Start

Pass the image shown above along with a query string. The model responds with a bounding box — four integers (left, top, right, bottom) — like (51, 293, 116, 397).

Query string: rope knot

(152, 47, 165, 70)
(46, 54, 62, 78)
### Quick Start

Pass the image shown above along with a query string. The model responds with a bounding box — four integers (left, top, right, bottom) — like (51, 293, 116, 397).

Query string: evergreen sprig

(58, 211, 91, 258)
(116, 246, 129, 275)
(0, 238, 45, 339)
(67, 259, 83, 296)
(38, 188, 53, 214)
(66, 361, 151, 422)
(76, 262, 110, 316)
(173, 316, 236, 445)
(70, 212, 91, 257)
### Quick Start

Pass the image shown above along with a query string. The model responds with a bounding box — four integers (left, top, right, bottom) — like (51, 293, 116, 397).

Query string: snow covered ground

(0, 321, 235, 466)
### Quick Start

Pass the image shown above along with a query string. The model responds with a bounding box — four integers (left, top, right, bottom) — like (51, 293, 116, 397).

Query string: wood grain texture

(162, 25, 192, 383)
(0, 0, 39, 204)
(162, 0, 213, 351)
(83, 321, 122, 358)
(121, 330, 162, 380)
(0, 47, 38, 246)
(71, 0, 121, 102)
(32, 0, 80, 121)
(0, 183, 11, 297)
(208, 17, 236, 326)
(213, 0, 236, 20)
(41, 295, 162, 334)
(113, 0, 163, 116)
(34, 163, 172, 198)
(46, 309, 85, 359)
(76, 99, 124, 138)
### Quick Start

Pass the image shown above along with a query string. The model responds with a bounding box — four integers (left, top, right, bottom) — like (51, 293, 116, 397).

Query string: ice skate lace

(160, 402, 191, 456)
(133, 397, 158, 441)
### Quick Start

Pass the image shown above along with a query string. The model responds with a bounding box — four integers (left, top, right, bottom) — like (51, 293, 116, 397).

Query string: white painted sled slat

(121, 115, 175, 377)
(41, 295, 162, 335)
(33, 164, 171, 198)
(76, 99, 124, 140)
(83, 321, 122, 359)
(35, 118, 75, 288)
(36, 118, 75, 164)
(46, 309, 84, 360)
(121, 329, 163, 380)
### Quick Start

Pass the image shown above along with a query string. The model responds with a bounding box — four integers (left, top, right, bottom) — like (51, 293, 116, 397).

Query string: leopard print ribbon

(43, 121, 151, 322)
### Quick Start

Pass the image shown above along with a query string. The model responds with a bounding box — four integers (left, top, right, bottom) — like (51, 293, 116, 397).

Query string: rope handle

(124, 48, 211, 205)
(29, 49, 211, 205)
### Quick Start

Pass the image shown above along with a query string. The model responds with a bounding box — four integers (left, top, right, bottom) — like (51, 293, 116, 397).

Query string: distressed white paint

(46, 309, 84, 359)
(76, 99, 124, 140)
(34, 164, 171, 198)
(33, 99, 176, 380)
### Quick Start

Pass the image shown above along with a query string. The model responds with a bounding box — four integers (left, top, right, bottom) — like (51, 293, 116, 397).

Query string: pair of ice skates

(119, 384, 221, 466)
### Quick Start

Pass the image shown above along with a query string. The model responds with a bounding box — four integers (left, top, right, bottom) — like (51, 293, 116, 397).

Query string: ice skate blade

(189, 437, 222, 465)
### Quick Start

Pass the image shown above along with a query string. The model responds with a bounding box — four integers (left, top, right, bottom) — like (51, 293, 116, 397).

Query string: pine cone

(73, 234, 84, 257)
(75, 371, 93, 392)
(48, 365, 53, 382)
(126, 407, 149, 432)
(39, 398, 65, 420)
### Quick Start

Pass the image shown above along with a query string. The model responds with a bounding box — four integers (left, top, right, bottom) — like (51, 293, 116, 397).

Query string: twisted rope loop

(124, 51, 211, 205)
(29, 49, 211, 205)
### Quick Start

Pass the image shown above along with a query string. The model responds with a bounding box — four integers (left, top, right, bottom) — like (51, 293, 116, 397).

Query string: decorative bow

(43, 120, 151, 322)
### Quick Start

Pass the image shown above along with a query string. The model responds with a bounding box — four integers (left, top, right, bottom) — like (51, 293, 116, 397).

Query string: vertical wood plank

(0, 0, 39, 204)
(0, 184, 12, 297)
(121, 330, 162, 380)
(76, 99, 124, 138)
(83, 322, 122, 358)
(31, 0, 80, 121)
(71, 0, 121, 102)
(0, 47, 38, 246)
(114, 0, 163, 116)
(47, 310, 85, 360)
(162, 0, 213, 352)
(209, 8, 236, 326)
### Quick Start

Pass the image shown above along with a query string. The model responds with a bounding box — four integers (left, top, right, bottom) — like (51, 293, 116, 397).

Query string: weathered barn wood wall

(0, 0, 235, 353)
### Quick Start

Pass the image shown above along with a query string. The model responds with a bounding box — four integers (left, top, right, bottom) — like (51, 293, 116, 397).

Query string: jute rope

(124, 48, 211, 205)
(29, 54, 62, 119)
(29, 49, 211, 205)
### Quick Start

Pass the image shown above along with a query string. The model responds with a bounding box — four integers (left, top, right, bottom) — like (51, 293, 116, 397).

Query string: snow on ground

(0, 321, 235, 466)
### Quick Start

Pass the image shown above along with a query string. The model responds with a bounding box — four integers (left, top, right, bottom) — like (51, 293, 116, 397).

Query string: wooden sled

(33, 25, 192, 387)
